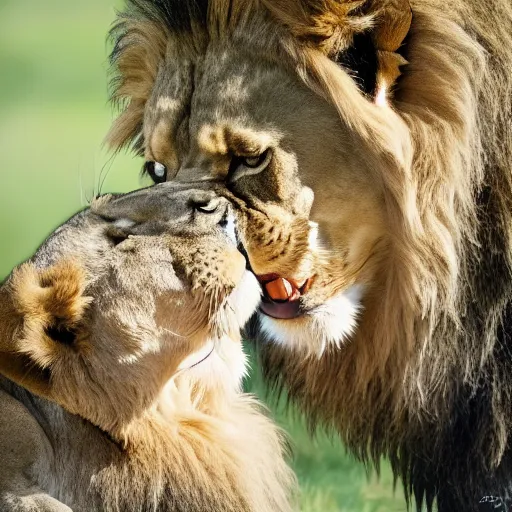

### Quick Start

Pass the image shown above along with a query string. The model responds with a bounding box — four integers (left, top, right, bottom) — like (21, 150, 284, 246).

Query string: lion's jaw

(242, 205, 385, 355)
(257, 284, 364, 355)
(178, 269, 261, 395)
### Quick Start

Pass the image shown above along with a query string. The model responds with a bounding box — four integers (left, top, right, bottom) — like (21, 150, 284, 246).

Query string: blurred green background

(0, 1, 407, 510)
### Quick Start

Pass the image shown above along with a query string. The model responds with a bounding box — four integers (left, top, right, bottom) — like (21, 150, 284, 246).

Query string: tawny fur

(107, 1, 512, 510)
(0, 184, 295, 512)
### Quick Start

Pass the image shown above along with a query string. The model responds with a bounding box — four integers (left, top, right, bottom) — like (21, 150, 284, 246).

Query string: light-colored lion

(0, 183, 295, 511)
(107, 0, 512, 510)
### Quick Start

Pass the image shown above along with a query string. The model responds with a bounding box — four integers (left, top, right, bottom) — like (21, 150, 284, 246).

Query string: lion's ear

(265, 0, 412, 103)
(0, 261, 90, 398)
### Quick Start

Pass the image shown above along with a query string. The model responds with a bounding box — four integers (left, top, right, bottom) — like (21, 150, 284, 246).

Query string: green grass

(0, 1, 408, 510)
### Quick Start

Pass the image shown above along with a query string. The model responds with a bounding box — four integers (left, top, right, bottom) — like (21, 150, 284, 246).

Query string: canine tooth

(289, 288, 301, 301)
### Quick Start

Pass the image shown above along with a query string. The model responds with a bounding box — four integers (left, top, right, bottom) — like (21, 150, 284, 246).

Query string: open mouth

(236, 241, 313, 320)
(257, 274, 313, 320)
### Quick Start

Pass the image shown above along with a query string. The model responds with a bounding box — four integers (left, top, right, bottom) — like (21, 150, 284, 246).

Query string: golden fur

(0, 184, 295, 511)
(107, 0, 512, 509)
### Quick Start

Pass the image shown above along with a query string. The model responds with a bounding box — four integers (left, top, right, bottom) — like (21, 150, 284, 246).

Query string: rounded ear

(0, 261, 91, 398)
(264, 0, 412, 102)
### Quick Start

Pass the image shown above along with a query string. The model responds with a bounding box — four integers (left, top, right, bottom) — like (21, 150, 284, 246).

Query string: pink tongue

(259, 298, 301, 319)
(260, 277, 301, 319)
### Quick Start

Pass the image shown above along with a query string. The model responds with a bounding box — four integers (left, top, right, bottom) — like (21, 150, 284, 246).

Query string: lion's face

(3, 183, 260, 434)
(130, 45, 390, 353)
(108, 0, 413, 356)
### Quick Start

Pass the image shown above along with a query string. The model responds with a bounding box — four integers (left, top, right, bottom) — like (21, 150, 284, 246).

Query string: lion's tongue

(265, 278, 301, 301)
(259, 277, 302, 319)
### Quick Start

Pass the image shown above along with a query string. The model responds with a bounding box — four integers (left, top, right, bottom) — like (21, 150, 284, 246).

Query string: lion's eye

(144, 161, 167, 184)
(229, 149, 272, 183)
(243, 153, 267, 168)
(194, 199, 219, 214)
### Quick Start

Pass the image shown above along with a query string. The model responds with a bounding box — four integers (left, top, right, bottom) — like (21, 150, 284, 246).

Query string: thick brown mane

(256, 1, 512, 507)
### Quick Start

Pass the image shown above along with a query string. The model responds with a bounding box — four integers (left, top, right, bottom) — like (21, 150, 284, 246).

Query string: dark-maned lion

(0, 183, 295, 511)
(107, 0, 512, 510)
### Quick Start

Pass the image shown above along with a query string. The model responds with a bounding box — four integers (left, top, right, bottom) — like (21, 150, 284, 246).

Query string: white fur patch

(259, 285, 363, 355)
(227, 270, 261, 326)
(223, 212, 238, 246)
(184, 336, 248, 393)
(177, 271, 260, 392)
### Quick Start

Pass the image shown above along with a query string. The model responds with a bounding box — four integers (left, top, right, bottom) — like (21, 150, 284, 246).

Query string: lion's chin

(179, 271, 261, 391)
(257, 285, 363, 355)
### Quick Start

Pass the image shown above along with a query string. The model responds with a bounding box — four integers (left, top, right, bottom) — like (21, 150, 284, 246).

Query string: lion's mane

(258, 2, 512, 509)
(108, 1, 512, 509)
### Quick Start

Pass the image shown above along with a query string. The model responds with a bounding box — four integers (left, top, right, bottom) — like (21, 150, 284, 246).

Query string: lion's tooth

(289, 288, 301, 301)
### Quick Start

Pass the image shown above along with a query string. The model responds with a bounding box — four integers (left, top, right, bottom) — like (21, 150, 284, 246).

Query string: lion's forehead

(145, 47, 319, 163)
